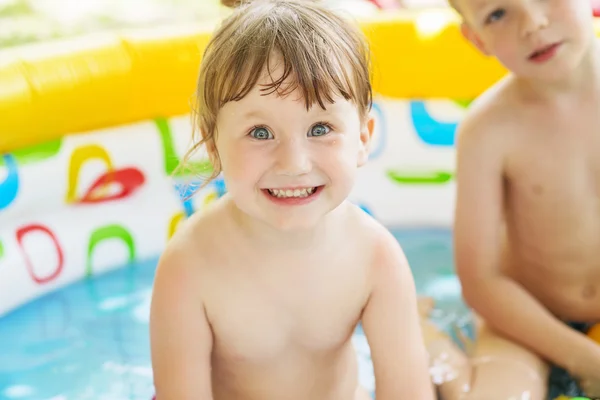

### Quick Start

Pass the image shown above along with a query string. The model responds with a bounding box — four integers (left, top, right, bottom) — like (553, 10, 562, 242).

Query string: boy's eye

(486, 8, 505, 24)
(308, 123, 331, 137)
(250, 127, 273, 140)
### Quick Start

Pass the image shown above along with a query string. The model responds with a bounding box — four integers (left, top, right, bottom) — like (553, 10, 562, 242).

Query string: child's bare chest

(204, 253, 371, 363)
(506, 107, 600, 209)
(503, 109, 600, 306)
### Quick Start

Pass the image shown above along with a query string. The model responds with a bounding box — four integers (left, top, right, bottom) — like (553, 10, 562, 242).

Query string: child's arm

(453, 113, 600, 380)
(361, 232, 436, 400)
(150, 242, 214, 400)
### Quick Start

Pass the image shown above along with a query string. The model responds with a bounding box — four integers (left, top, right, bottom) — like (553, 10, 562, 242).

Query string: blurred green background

(0, 0, 223, 48)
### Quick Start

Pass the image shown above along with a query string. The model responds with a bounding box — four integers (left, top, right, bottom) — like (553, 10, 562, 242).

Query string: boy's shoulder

(462, 76, 517, 132)
(456, 75, 523, 154)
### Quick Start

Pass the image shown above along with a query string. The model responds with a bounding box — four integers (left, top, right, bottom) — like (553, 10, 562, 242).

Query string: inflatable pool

(1, 6, 599, 400)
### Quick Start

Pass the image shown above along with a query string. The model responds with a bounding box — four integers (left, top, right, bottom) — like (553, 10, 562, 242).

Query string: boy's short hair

(180, 0, 373, 184)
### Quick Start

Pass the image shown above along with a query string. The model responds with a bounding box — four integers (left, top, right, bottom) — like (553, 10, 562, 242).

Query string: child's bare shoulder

(346, 203, 390, 242)
(347, 204, 409, 274)
(155, 197, 232, 285)
(456, 76, 523, 156)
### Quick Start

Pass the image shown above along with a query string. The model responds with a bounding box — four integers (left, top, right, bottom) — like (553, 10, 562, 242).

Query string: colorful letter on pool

(155, 118, 213, 177)
(66, 144, 145, 204)
(410, 101, 457, 147)
(86, 224, 136, 277)
(16, 224, 64, 284)
(66, 145, 115, 203)
(0, 139, 63, 167)
(0, 154, 19, 211)
(168, 212, 186, 240)
(387, 169, 453, 185)
(80, 168, 145, 203)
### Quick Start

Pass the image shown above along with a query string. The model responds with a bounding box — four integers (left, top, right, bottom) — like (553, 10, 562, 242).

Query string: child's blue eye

(308, 123, 331, 137)
(250, 127, 273, 140)
(486, 9, 505, 24)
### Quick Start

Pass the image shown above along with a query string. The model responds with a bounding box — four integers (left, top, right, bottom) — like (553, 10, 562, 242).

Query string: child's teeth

(269, 187, 317, 198)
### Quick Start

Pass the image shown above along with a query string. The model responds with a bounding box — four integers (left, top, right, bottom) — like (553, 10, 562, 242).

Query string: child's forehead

(458, 0, 499, 12)
(249, 53, 357, 109)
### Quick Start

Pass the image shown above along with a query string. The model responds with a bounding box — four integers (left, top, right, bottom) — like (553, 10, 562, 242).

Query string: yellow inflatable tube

(0, 26, 213, 153)
(1, 9, 600, 153)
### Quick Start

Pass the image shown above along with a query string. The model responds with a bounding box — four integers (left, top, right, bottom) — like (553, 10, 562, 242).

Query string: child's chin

(265, 214, 324, 232)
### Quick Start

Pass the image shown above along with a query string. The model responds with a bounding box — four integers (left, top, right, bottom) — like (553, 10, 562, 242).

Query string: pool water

(0, 227, 469, 400)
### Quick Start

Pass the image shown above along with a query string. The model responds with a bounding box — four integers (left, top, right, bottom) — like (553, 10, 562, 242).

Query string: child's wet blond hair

(179, 0, 373, 186)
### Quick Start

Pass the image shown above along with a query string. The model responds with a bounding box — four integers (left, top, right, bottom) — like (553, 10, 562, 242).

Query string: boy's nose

(274, 139, 312, 176)
(520, 4, 549, 38)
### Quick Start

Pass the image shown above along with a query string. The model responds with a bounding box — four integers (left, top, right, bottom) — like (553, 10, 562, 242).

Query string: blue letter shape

(0, 154, 19, 211)
(410, 101, 457, 147)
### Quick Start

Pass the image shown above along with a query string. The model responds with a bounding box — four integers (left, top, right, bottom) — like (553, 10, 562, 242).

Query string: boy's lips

(528, 42, 562, 63)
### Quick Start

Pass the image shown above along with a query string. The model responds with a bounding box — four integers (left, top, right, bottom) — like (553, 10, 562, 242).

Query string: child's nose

(520, 4, 549, 38)
(274, 139, 312, 176)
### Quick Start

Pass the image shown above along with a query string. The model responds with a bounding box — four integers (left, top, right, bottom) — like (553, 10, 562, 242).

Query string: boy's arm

(454, 115, 600, 379)
(361, 232, 436, 400)
(150, 242, 214, 400)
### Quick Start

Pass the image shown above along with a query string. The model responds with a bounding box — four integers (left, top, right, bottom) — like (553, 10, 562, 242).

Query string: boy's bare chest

(503, 112, 600, 311)
(507, 109, 600, 207)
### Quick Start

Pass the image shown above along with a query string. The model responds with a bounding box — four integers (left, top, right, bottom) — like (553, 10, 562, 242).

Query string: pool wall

(1, 8, 599, 318)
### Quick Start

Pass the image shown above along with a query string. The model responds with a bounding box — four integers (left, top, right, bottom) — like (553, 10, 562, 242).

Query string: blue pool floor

(0, 227, 470, 400)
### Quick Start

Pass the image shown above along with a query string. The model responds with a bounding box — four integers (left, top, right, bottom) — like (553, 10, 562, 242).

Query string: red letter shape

(80, 167, 145, 204)
(16, 224, 64, 284)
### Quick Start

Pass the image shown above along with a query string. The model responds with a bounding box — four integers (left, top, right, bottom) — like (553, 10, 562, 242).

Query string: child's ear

(357, 114, 375, 167)
(460, 23, 490, 56)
